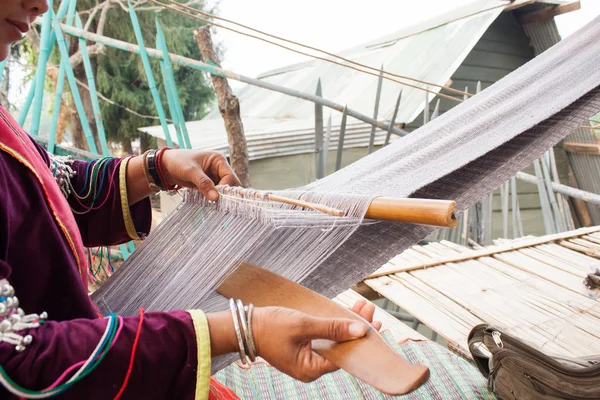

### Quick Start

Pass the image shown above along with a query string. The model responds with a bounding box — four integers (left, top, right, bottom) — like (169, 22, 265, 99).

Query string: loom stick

(366, 197, 457, 227)
(217, 262, 430, 395)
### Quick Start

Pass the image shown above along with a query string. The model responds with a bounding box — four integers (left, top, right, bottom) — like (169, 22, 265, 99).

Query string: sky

(5, 0, 600, 105)
(211, 0, 600, 88)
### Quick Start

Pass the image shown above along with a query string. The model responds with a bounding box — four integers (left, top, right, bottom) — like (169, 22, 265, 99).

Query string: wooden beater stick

(229, 189, 457, 227)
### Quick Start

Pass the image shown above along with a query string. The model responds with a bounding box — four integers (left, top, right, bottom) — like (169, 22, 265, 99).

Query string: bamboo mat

(364, 227, 600, 360)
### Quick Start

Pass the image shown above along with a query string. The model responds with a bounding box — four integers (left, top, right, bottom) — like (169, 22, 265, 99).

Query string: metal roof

(140, 0, 519, 159)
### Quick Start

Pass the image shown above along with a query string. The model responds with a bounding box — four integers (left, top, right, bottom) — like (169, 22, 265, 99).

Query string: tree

(23, 0, 215, 153)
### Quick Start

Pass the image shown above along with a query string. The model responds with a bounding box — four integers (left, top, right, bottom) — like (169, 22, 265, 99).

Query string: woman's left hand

(351, 299, 383, 331)
(161, 149, 241, 200)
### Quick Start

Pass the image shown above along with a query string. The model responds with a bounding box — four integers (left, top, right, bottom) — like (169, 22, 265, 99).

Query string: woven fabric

(213, 331, 496, 400)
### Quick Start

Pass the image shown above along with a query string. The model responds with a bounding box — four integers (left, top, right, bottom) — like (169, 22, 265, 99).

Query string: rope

(147, 0, 487, 103)
(113, 308, 145, 400)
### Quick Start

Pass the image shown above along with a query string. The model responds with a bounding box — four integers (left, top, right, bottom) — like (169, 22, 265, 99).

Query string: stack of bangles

(142, 148, 179, 193)
(228, 299, 257, 364)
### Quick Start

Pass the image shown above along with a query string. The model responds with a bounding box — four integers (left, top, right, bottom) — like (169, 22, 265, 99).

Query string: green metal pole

(52, 12, 98, 153)
(155, 22, 184, 148)
(18, 79, 36, 126)
(48, 0, 78, 154)
(156, 19, 190, 149)
(128, 3, 173, 147)
(75, 14, 110, 155)
(119, 244, 130, 260)
(20, 0, 72, 128)
(29, 0, 55, 136)
(159, 60, 184, 147)
(0, 60, 6, 86)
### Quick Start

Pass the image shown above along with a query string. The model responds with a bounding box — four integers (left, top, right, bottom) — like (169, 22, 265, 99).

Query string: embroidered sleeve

(57, 157, 151, 248)
(0, 278, 204, 399)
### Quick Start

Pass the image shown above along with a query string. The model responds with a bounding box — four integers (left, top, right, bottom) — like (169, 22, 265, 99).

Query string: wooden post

(194, 26, 250, 187)
(314, 78, 325, 179)
(384, 90, 402, 146)
(335, 106, 348, 171)
(368, 65, 384, 154)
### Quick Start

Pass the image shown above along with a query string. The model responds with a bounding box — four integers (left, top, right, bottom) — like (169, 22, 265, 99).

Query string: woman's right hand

(251, 307, 368, 382)
(206, 305, 372, 383)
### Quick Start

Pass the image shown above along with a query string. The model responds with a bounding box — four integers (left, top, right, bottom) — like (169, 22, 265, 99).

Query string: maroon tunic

(0, 105, 204, 399)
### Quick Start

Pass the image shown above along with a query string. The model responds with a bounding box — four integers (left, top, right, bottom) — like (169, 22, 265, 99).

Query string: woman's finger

(372, 320, 383, 331)
(351, 299, 367, 316)
(299, 316, 367, 342)
(358, 302, 376, 323)
(300, 352, 339, 382)
(191, 168, 219, 201)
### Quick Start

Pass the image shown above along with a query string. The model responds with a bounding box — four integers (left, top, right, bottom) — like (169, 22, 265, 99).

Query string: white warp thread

(92, 16, 600, 373)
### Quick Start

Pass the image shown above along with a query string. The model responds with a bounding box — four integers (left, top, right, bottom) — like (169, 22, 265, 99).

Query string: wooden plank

(370, 226, 600, 277)
(562, 142, 600, 155)
(517, 2, 581, 25)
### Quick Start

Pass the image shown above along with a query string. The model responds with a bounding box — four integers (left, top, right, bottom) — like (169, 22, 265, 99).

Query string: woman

(0, 1, 381, 399)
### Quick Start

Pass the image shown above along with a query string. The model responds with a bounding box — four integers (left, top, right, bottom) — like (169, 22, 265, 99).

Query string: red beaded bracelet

(156, 147, 178, 192)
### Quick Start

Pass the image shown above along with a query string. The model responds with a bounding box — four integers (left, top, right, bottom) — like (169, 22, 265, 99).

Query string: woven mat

(213, 331, 496, 399)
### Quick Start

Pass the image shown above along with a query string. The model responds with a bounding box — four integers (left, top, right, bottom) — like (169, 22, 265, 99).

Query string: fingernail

(349, 322, 366, 338)
(208, 190, 219, 201)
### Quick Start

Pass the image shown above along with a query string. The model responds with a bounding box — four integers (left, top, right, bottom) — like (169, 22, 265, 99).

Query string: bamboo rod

(46, 22, 409, 138)
(365, 197, 457, 227)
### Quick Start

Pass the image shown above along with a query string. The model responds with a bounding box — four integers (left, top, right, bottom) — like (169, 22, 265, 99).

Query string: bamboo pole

(335, 106, 348, 171)
(516, 171, 600, 205)
(368, 66, 384, 154)
(49, 22, 409, 138)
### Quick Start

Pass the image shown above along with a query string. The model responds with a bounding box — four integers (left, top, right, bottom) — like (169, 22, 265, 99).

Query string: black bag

(468, 324, 600, 399)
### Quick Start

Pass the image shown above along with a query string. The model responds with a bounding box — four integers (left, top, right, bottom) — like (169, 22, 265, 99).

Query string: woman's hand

(351, 298, 383, 332)
(206, 299, 383, 383)
(251, 307, 368, 382)
(161, 149, 241, 200)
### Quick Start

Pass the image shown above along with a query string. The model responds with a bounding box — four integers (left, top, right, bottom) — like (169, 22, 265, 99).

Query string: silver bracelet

(229, 298, 248, 365)
(236, 300, 256, 362)
(245, 304, 257, 362)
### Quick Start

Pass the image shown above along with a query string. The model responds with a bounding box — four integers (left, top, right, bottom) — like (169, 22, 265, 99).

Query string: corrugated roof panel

(140, 1, 504, 159)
